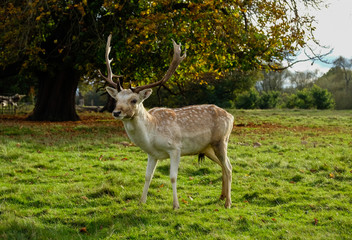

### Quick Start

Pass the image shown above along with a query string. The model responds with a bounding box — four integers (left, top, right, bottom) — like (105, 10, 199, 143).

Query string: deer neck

(122, 104, 154, 147)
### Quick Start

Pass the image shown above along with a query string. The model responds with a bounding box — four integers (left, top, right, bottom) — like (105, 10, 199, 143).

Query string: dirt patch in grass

(0, 113, 124, 128)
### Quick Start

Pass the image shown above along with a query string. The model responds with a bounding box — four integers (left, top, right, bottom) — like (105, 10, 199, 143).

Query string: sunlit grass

(1, 110, 351, 239)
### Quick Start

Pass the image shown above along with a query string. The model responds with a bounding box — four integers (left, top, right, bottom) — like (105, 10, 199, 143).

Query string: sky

(289, 0, 352, 74)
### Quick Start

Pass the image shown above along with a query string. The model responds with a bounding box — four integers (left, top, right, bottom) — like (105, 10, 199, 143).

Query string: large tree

(1, 0, 324, 121)
(1, 0, 136, 120)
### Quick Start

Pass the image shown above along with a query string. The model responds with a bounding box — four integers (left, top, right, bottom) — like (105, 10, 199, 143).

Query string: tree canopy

(0, 0, 325, 120)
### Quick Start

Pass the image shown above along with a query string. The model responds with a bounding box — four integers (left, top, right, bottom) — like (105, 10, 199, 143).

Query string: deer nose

(113, 111, 121, 117)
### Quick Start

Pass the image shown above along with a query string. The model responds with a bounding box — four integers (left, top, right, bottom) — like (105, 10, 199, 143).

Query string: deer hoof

(224, 200, 232, 209)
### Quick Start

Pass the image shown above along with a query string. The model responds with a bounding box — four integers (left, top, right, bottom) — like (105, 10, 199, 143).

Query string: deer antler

(99, 34, 123, 91)
(132, 40, 186, 93)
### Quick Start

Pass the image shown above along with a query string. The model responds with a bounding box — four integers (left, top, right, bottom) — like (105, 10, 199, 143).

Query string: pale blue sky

(290, 0, 352, 74)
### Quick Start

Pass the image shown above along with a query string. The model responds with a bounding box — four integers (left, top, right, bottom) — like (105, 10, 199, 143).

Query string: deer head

(100, 34, 186, 120)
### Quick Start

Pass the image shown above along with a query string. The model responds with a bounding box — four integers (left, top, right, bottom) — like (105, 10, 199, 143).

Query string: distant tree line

(119, 56, 347, 110)
(77, 55, 351, 110)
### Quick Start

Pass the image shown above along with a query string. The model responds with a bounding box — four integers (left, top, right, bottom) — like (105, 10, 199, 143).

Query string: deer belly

(180, 133, 211, 156)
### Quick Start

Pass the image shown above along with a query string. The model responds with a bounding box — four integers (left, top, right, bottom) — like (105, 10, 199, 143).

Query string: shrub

(235, 89, 259, 109)
(310, 85, 335, 109)
(258, 91, 280, 109)
(285, 86, 335, 109)
(286, 88, 313, 109)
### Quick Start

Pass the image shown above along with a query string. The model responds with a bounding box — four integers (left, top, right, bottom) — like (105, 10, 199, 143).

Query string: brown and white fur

(106, 87, 234, 209)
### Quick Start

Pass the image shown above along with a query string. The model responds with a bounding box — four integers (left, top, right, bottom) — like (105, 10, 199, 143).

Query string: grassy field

(0, 110, 351, 239)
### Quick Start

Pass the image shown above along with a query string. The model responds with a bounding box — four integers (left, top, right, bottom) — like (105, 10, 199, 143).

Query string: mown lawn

(0, 110, 351, 239)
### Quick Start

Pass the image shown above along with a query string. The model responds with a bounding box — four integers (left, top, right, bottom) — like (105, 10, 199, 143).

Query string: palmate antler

(100, 34, 186, 92)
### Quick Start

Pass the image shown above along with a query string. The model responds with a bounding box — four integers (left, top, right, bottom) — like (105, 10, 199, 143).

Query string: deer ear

(106, 87, 118, 99)
(139, 89, 152, 101)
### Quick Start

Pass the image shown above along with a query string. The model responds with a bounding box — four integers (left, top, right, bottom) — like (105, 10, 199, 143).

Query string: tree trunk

(27, 62, 80, 121)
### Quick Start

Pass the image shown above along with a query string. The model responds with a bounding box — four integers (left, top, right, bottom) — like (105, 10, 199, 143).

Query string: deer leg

(213, 141, 232, 209)
(220, 168, 226, 200)
(169, 150, 181, 209)
(203, 146, 226, 200)
(140, 155, 158, 204)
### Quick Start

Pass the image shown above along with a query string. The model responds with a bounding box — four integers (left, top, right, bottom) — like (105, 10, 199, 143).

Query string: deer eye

(131, 99, 138, 104)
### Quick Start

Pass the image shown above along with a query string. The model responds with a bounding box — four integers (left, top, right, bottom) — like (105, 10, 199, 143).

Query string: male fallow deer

(100, 34, 234, 209)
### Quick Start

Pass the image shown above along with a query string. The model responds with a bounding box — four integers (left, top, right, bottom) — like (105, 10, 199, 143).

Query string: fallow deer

(100, 34, 234, 209)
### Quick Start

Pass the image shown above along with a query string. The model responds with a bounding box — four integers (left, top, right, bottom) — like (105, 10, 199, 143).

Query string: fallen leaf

(80, 227, 87, 233)
(314, 218, 318, 225)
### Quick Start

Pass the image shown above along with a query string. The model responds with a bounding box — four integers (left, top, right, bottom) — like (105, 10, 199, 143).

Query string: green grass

(1, 110, 352, 239)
